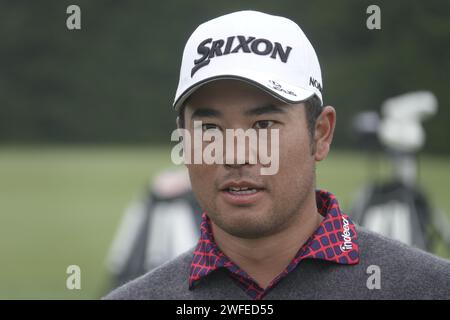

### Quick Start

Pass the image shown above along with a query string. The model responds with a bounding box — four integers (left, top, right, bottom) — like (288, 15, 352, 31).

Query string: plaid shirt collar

(188, 189, 360, 300)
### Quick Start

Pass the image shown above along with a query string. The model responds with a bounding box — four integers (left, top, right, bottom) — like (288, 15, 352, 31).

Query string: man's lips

(219, 180, 266, 205)
(219, 179, 265, 191)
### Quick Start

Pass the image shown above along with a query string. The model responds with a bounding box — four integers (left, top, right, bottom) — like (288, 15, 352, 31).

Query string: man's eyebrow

(190, 108, 222, 119)
(245, 103, 289, 116)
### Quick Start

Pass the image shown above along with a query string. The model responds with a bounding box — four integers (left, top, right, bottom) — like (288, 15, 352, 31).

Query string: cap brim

(173, 69, 321, 111)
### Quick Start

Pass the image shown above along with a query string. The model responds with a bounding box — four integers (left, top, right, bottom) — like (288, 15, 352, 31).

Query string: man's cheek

(278, 145, 308, 179)
(278, 139, 301, 168)
(191, 168, 215, 194)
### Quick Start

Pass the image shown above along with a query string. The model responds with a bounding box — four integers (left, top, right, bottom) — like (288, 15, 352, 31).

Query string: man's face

(183, 80, 317, 239)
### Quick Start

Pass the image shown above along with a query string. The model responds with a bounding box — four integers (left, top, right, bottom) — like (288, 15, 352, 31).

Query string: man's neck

(211, 198, 323, 289)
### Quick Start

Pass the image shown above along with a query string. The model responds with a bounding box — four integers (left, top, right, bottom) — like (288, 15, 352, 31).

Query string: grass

(0, 145, 449, 299)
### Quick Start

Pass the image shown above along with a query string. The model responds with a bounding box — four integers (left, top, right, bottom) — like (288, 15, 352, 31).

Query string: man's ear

(313, 105, 336, 161)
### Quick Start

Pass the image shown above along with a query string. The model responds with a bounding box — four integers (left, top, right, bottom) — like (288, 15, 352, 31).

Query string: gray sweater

(104, 227, 450, 300)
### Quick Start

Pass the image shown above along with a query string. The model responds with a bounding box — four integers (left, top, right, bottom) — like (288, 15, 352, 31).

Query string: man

(105, 10, 450, 300)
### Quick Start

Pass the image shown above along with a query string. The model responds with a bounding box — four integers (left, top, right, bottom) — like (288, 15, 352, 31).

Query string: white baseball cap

(173, 10, 323, 110)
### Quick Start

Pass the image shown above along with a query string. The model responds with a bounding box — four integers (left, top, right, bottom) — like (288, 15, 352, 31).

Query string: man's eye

(254, 120, 275, 129)
(201, 123, 219, 131)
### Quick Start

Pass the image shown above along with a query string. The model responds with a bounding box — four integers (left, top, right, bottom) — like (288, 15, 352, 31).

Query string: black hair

(303, 95, 323, 141)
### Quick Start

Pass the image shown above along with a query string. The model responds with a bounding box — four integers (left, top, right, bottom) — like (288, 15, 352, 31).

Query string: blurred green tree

(0, 0, 449, 153)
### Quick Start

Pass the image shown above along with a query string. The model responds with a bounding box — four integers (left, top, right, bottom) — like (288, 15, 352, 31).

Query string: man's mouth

(219, 180, 266, 205)
(226, 186, 259, 195)
(220, 179, 265, 192)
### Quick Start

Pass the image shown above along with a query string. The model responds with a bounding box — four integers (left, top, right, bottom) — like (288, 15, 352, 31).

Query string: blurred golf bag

(105, 169, 201, 289)
(351, 91, 450, 252)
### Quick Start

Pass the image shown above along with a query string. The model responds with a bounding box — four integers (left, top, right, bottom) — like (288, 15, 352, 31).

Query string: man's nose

(224, 160, 250, 169)
(223, 132, 258, 167)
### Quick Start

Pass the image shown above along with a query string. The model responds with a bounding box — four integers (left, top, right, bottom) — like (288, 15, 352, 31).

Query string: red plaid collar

(188, 189, 360, 300)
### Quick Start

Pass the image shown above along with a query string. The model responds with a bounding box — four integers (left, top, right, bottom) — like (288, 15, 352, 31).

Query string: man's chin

(219, 225, 277, 239)
(218, 189, 268, 208)
(211, 211, 279, 239)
